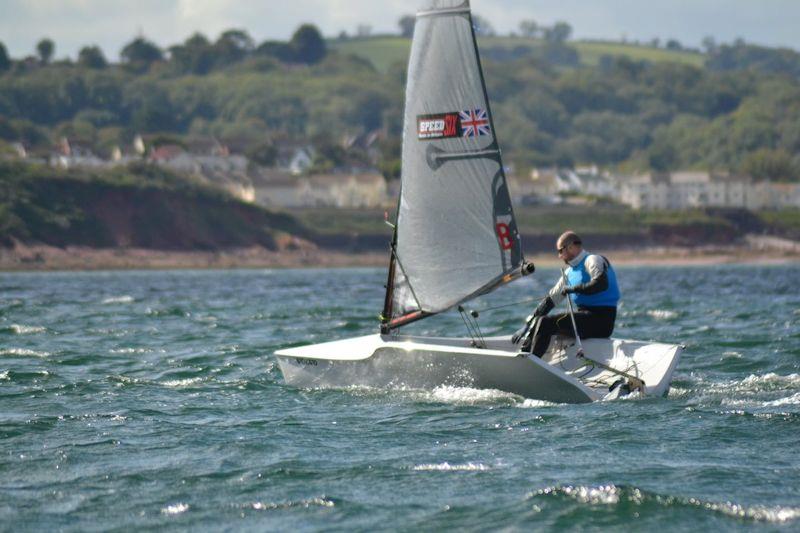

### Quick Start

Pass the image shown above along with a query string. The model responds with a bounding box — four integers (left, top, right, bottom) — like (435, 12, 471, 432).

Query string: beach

(1, 241, 798, 271)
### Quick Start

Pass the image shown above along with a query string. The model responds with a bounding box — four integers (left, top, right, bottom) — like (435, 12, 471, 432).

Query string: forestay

(382, 0, 524, 331)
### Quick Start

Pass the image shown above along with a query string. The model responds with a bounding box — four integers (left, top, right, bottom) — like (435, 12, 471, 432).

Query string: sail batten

(417, 6, 472, 18)
(382, 0, 524, 329)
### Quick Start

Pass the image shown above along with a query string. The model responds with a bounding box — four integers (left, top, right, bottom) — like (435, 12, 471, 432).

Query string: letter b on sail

(496, 222, 513, 251)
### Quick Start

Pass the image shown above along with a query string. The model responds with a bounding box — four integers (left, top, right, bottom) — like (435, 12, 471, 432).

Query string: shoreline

(1, 243, 798, 271)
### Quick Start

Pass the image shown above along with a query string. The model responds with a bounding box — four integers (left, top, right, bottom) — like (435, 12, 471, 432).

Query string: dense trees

(78, 46, 107, 69)
(36, 38, 54, 64)
(398, 16, 415, 38)
(706, 42, 800, 78)
(518, 19, 573, 43)
(120, 37, 163, 72)
(169, 33, 215, 74)
(519, 20, 539, 38)
(0, 42, 10, 72)
(0, 28, 798, 182)
(253, 25, 327, 65)
(545, 22, 572, 43)
(288, 24, 326, 64)
(742, 148, 799, 181)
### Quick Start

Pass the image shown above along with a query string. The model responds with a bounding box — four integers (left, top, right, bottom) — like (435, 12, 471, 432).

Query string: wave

(146, 306, 188, 317)
(248, 497, 335, 510)
(527, 484, 800, 524)
(519, 398, 559, 408)
(160, 377, 205, 388)
(109, 347, 153, 354)
(102, 295, 134, 304)
(428, 385, 522, 405)
(700, 373, 800, 395)
(646, 309, 679, 320)
(0, 348, 50, 358)
(108, 375, 140, 386)
(412, 462, 491, 472)
(307, 383, 557, 408)
(410, 385, 556, 407)
(1, 324, 46, 335)
(667, 386, 690, 398)
(764, 392, 800, 406)
(161, 503, 189, 515)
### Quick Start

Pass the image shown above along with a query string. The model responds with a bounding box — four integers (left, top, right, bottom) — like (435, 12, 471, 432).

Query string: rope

(474, 294, 550, 313)
(472, 314, 486, 347)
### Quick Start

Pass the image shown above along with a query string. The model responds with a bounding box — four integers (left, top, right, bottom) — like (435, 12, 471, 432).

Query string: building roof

(670, 171, 711, 184)
(250, 168, 297, 187)
(149, 145, 185, 161)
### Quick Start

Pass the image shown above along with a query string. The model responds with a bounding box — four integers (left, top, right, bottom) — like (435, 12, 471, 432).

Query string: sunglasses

(557, 241, 581, 254)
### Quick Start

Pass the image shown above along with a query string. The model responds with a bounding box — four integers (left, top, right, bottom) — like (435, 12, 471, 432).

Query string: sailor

(512, 231, 620, 357)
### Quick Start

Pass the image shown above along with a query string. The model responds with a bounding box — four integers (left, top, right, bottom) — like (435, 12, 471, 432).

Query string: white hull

(275, 334, 682, 404)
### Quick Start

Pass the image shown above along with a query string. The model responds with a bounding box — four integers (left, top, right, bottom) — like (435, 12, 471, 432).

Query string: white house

(51, 138, 107, 169)
(618, 171, 800, 210)
(284, 147, 315, 175)
(253, 171, 388, 208)
(149, 145, 255, 202)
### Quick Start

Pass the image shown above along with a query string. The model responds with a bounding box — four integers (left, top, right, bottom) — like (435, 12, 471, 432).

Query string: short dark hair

(557, 231, 582, 248)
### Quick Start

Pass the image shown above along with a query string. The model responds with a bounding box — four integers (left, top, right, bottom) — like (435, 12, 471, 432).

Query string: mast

(380, 221, 398, 333)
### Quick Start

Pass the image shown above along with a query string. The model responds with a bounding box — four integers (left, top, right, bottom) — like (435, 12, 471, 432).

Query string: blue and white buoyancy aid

(566, 254, 620, 307)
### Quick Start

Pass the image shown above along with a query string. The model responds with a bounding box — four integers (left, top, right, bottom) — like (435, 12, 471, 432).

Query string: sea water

(0, 265, 798, 531)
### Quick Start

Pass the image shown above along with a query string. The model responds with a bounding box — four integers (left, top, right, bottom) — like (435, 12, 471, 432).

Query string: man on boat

(512, 231, 620, 357)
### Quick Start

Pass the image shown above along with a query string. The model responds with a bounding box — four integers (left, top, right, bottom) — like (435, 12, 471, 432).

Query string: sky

(1, 0, 799, 60)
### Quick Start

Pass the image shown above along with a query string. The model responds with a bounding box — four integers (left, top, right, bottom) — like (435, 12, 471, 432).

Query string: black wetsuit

(523, 306, 616, 356)
(521, 251, 619, 357)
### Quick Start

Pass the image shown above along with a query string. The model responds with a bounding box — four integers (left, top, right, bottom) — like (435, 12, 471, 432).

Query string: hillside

(0, 161, 308, 250)
(2, 160, 799, 268)
(2, 30, 799, 180)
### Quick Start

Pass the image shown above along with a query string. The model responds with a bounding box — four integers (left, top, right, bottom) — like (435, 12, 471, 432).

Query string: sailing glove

(513, 297, 554, 344)
(511, 325, 528, 344)
(533, 296, 554, 317)
(511, 314, 534, 344)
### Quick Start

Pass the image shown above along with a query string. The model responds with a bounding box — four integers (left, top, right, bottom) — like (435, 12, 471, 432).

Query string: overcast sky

(1, 0, 799, 60)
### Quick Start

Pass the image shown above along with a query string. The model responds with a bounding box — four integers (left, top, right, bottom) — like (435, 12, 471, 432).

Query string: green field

(572, 40, 703, 67)
(330, 36, 704, 73)
(288, 207, 393, 236)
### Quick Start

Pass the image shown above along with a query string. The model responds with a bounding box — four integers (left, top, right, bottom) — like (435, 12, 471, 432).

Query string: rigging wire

(473, 294, 550, 313)
(470, 309, 486, 347)
(458, 306, 486, 348)
(458, 305, 479, 344)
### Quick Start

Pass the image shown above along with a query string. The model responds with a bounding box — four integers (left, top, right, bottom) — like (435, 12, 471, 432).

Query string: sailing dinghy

(276, 0, 682, 403)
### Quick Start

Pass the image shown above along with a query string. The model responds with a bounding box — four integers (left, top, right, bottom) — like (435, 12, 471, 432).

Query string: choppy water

(1, 265, 799, 531)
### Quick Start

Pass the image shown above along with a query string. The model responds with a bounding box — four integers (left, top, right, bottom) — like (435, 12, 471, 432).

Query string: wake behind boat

(276, 0, 682, 402)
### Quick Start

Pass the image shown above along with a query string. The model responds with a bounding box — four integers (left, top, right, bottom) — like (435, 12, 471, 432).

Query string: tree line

(0, 24, 328, 75)
(0, 23, 799, 182)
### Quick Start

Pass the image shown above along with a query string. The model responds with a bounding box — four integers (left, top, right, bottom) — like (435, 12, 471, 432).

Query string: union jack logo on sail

(459, 108, 491, 137)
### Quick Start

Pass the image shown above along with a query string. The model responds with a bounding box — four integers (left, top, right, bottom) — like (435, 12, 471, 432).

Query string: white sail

(383, 0, 523, 329)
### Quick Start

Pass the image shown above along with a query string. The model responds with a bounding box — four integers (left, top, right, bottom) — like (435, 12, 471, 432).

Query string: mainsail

(382, 0, 525, 331)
